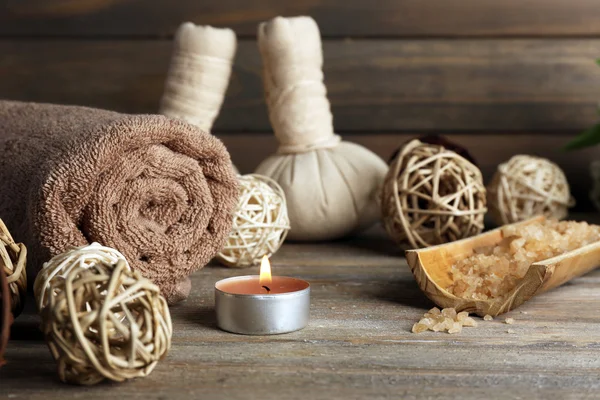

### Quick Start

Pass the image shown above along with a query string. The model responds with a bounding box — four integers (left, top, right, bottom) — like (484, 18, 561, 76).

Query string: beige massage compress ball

(255, 16, 387, 241)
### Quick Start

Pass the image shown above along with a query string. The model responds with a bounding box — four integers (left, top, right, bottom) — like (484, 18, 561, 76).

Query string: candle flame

(259, 255, 272, 287)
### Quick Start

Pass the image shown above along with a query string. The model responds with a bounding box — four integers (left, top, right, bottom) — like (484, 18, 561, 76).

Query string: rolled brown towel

(0, 100, 238, 304)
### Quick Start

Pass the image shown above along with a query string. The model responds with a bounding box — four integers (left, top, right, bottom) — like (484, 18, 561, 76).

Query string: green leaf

(564, 124, 600, 150)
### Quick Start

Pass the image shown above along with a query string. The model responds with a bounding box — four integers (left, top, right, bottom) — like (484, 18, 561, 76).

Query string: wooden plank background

(1, 0, 600, 208)
(2, 40, 599, 132)
(2, 0, 600, 37)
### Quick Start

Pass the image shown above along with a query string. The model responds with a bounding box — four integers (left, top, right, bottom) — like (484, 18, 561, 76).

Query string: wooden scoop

(406, 216, 600, 317)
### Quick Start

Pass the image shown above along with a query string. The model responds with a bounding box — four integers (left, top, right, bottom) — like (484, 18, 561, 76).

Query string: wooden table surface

(2, 219, 600, 400)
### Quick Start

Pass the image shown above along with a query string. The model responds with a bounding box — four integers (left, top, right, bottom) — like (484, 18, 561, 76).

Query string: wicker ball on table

(381, 139, 487, 249)
(34, 242, 129, 311)
(0, 219, 27, 318)
(216, 174, 290, 268)
(0, 217, 25, 368)
(487, 155, 575, 225)
(37, 252, 172, 385)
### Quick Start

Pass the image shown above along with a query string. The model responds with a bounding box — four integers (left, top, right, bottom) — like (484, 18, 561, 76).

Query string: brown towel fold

(0, 100, 238, 304)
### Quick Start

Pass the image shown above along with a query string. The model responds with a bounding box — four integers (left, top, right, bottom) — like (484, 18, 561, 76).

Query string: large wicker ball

(40, 260, 172, 385)
(381, 139, 487, 249)
(216, 174, 290, 268)
(487, 155, 575, 225)
(0, 219, 27, 318)
(34, 242, 129, 312)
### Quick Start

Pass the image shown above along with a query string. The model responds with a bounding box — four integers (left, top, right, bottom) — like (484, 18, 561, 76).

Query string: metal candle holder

(215, 275, 310, 335)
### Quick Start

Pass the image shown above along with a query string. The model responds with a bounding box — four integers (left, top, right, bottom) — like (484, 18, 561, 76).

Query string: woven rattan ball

(40, 260, 172, 385)
(0, 219, 27, 318)
(34, 242, 130, 312)
(381, 139, 487, 249)
(216, 174, 290, 268)
(487, 155, 575, 225)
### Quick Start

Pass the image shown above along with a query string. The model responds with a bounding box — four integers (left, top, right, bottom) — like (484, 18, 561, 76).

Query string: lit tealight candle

(215, 256, 310, 335)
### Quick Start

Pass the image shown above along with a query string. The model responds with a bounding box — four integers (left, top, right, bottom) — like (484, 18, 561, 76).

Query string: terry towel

(0, 101, 238, 304)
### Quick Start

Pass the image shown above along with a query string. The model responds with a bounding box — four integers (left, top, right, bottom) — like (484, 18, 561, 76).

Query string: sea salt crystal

(428, 307, 441, 315)
(442, 308, 457, 319)
(505, 318, 515, 325)
(411, 308, 478, 334)
(448, 322, 462, 334)
(412, 323, 429, 334)
(456, 311, 469, 321)
(484, 315, 493, 321)
(432, 322, 445, 332)
(420, 318, 435, 328)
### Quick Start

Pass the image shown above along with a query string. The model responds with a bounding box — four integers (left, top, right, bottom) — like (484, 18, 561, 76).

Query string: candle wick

(262, 285, 271, 293)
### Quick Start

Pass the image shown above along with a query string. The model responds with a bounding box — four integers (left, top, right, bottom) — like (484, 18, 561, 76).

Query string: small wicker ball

(40, 259, 172, 385)
(0, 219, 27, 318)
(487, 155, 575, 225)
(381, 139, 487, 249)
(34, 242, 130, 312)
(216, 174, 290, 268)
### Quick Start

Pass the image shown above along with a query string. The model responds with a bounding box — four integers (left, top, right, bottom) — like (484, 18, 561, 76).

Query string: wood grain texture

(1, 39, 600, 132)
(221, 133, 599, 211)
(2, 218, 600, 399)
(2, 0, 600, 37)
